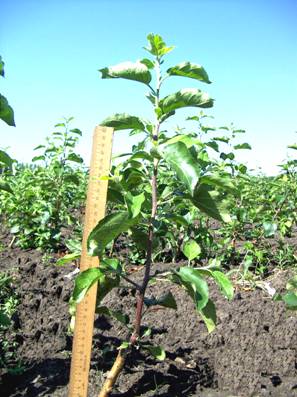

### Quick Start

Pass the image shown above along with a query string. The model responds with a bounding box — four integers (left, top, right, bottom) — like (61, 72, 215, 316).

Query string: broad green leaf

(99, 61, 152, 85)
(144, 291, 177, 310)
(122, 167, 145, 189)
(161, 141, 201, 194)
(32, 155, 45, 162)
(72, 268, 102, 303)
(263, 222, 277, 238)
(283, 291, 297, 310)
(0, 311, 10, 327)
(118, 341, 130, 350)
(234, 143, 252, 150)
(214, 136, 229, 143)
(286, 275, 297, 291)
(63, 174, 80, 185)
(199, 174, 237, 194)
(87, 211, 138, 256)
(167, 62, 211, 84)
(182, 239, 201, 261)
(101, 113, 146, 131)
(199, 299, 216, 333)
(0, 94, 15, 126)
(166, 214, 189, 227)
(56, 252, 81, 266)
(100, 258, 123, 274)
(288, 144, 297, 150)
(211, 270, 234, 300)
(131, 227, 148, 251)
(205, 141, 219, 152)
(174, 267, 209, 310)
(0, 56, 4, 77)
(159, 88, 213, 115)
(96, 306, 129, 325)
(192, 184, 231, 223)
(220, 152, 235, 161)
(124, 192, 145, 218)
(107, 188, 125, 204)
(145, 345, 166, 361)
(67, 153, 84, 163)
(144, 33, 174, 57)
(140, 58, 155, 69)
(70, 128, 82, 136)
(163, 134, 200, 148)
(97, 274, 120, 304)
(243, 255, 253, 276)
(0, 150, 13, 168)
(0, 180, 13, 194)
(130, 150, 153, 162)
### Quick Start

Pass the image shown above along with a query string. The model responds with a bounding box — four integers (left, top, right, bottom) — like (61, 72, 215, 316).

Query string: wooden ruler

(68, 126, 114, 397)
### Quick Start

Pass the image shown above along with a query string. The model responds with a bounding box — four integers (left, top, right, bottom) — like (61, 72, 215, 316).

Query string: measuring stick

(68, 126, 114, 397)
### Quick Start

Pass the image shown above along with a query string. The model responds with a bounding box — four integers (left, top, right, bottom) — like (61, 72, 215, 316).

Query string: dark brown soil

(0, 226, 297, 397)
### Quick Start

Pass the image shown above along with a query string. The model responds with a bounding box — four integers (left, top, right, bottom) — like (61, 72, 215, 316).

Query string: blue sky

(1, 0, 297, 174)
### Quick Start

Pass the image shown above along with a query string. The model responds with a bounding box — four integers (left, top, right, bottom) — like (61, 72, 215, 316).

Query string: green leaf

(96, 306, 129, 325)
(107, 188, 125, 204)
(87, 211, 138, 256)
(263, 222, 277, 238)
(159, 88, 213, 115)
(100, 258, 123, 274)
(0, 180, 13, 194)
(283, 291, 297, 310)
(144, 291, 177, 310)
(182, 239, 201, 261)
(220, 152, 235, 161)
(0, 56, 4, 77)
(205, 141, 219, 152)
(286, 275, 297, 291)
(32, 155, 45, 162)
(199, 299, 216, 333)
(72, 268, 102, 303)
(64, 174, 81, 185)
(234, 143, 252, 150)
(288, 144, 297, 150)
(174, 267, 209, 310)
(101, 113, 146, 131)
(130, 150, 153, 162)
(67, 153, 84, 163)
(0, 311, 11, 327)
(56, 252, 81, 266)
(144, 345, 166, 361)
(0, 94, 15, 126)
(99, 61, 152, 85)
(0, 150, 13, 168)
(161, 141, 201, 195)
(211, 270, 234, 300)
(130, 227, 148, 251)
(167, 62, 211, 84)
(97, 275, 120, 304)
(140, 58, 155, 69)
(214, 136, 229, 143)
(144, 33, 174, 57)
(199, 174, 237, 194)
(166, 214, 189, 227)
(163, 134, 200, 148)
(125, 192, 145, 218)
(118, 341, 130, 350)
(70, 128, 82, 136)
(192, 184, 231, 223)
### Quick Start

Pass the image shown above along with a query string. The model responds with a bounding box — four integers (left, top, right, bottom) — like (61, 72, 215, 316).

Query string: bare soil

(0, 226, 297, 397)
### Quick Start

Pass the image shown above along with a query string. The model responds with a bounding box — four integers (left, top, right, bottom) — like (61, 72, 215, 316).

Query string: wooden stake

(68, 126, 114, 397)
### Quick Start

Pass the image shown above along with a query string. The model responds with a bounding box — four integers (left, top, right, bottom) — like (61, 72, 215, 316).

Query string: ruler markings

(68, 126, 113, 397)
